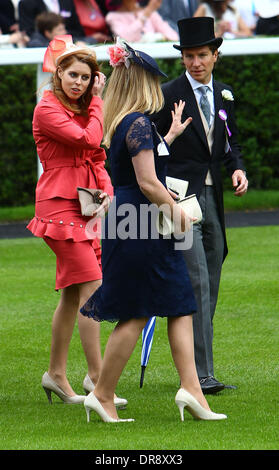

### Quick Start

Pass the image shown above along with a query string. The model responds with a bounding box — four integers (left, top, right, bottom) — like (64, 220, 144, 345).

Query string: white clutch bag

(156, 177, 202, 236)
(165, 176, 189, 199)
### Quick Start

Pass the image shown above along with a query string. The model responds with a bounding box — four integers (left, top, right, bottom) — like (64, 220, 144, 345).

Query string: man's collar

(186, 70, 213, 91)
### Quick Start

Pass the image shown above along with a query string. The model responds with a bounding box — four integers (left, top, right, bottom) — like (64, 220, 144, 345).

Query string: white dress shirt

(186, 71, 215, 185)
(186, 70, 215, 127)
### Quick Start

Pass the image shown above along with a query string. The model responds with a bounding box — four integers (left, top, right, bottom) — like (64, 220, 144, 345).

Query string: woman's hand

(91, 72, 106, 98)
(92, 192, 111, 218)
(173, 204, 196, 234)
(164, 100, 192, 146)
(169, 190, 195, 232)
(168, 188, 180, 200)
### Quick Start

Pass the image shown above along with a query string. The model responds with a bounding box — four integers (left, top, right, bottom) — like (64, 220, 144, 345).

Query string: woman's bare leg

(168, 315, 210, 410)
(77, 279, 102, 384)
(48, 284, 80, 396)
(48, 279, 102, 396)
(94, 317, 148, 419)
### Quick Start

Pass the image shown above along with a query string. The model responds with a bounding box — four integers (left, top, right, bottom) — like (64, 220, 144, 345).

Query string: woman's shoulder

(112, 113, 152, 146)
(120, 112, 151, 134)
(34, 90, 73, 119)
(35, 91, 60, 112)
(112, 112, 141, 136)
(121, 111, 149, 127)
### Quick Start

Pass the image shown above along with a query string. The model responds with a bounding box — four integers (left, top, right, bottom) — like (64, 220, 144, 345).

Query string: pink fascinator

(43, 35, 95, 73)
(107, 38, 130, 69)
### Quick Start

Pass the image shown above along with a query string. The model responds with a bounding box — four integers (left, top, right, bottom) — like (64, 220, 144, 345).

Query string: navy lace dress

(81, 112, 196, 322)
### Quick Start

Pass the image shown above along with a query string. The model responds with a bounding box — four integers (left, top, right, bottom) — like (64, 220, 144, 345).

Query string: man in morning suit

(154, 17, 248, 394)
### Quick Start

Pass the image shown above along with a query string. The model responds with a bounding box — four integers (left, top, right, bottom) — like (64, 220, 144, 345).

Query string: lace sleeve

(125, 115, 154, 157)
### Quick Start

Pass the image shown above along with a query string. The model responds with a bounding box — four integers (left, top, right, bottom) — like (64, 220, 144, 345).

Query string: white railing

(1, 37, 279, 66)
(1, 37, 279, 177)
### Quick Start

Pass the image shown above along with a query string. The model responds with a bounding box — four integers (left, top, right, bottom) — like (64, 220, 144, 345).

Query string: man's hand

(232, 170, 248, 197)
(164, 100, 192, 146)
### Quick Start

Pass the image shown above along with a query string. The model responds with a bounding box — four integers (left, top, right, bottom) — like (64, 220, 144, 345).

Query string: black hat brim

(173, 36, 223, 51)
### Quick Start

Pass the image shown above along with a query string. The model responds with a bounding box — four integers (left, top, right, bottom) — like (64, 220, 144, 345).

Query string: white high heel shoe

(42, 372, 85, 404)
(175, 388, 227, 421)
(84, 392, 134, 423)
(83, 374, 128, 408)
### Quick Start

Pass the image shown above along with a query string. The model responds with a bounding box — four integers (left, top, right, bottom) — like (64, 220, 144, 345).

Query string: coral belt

(41, 148, 106, 171)
(41, 157, 82, 170)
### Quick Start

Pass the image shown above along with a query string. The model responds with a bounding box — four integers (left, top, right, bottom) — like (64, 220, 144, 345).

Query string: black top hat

(124, 42, 167, 78)
(173, 17, 223, 51)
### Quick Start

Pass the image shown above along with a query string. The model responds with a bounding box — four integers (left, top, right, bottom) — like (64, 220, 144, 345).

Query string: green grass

(0, 190, 279, 222)
(0, 204, 35, 223)
(223, 189, 279, 212)
(0, 227, 279, 450)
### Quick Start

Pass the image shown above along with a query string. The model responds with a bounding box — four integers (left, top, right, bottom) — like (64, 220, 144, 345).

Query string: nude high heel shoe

(83, 374, 128, 408)
(42, 372, 85, 404)
(84, 392, 134, 423)
(175, 388, 227, 421)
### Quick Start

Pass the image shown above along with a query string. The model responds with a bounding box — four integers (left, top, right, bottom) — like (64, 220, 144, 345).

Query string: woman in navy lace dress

(81, 41, 227, 423)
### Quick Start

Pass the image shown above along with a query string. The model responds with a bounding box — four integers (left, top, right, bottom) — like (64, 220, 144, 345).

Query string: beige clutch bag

(77, 187, 103, 217)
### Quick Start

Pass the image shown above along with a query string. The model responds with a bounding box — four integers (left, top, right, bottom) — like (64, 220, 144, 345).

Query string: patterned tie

(199, 86, 211, 127)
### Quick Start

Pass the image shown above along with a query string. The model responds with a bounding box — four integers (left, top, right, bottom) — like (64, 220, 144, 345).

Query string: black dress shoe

(200, 376, 225, 394)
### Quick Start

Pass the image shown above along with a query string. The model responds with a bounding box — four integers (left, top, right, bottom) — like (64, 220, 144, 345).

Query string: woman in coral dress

(27, 35, 126, 406)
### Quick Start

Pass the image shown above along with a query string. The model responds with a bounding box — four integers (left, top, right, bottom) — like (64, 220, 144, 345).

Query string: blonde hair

(103, 63, 164, 148)
(52, 52, 99, 115)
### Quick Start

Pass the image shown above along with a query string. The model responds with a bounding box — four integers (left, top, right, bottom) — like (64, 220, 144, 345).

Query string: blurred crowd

(1, 0, 279, 49)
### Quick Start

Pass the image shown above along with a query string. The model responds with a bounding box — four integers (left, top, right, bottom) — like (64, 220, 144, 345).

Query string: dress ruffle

(27, 216, 98, 242)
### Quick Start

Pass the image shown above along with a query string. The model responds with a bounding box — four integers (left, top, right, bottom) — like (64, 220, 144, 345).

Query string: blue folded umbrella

(140, 316, 156, 388)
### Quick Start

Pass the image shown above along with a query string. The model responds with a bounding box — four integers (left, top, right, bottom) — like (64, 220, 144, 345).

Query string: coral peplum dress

(27, 90, 113, 290)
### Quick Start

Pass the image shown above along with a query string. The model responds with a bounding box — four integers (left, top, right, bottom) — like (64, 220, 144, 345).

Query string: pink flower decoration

(107, 45, 129, 67)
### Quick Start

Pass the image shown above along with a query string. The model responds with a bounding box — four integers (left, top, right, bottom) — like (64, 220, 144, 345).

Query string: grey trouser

(183, 186, 224, 378)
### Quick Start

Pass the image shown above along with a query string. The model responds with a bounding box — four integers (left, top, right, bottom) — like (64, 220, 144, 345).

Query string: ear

(213, 50, 218, 63)
(57, 66, 63, 79)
